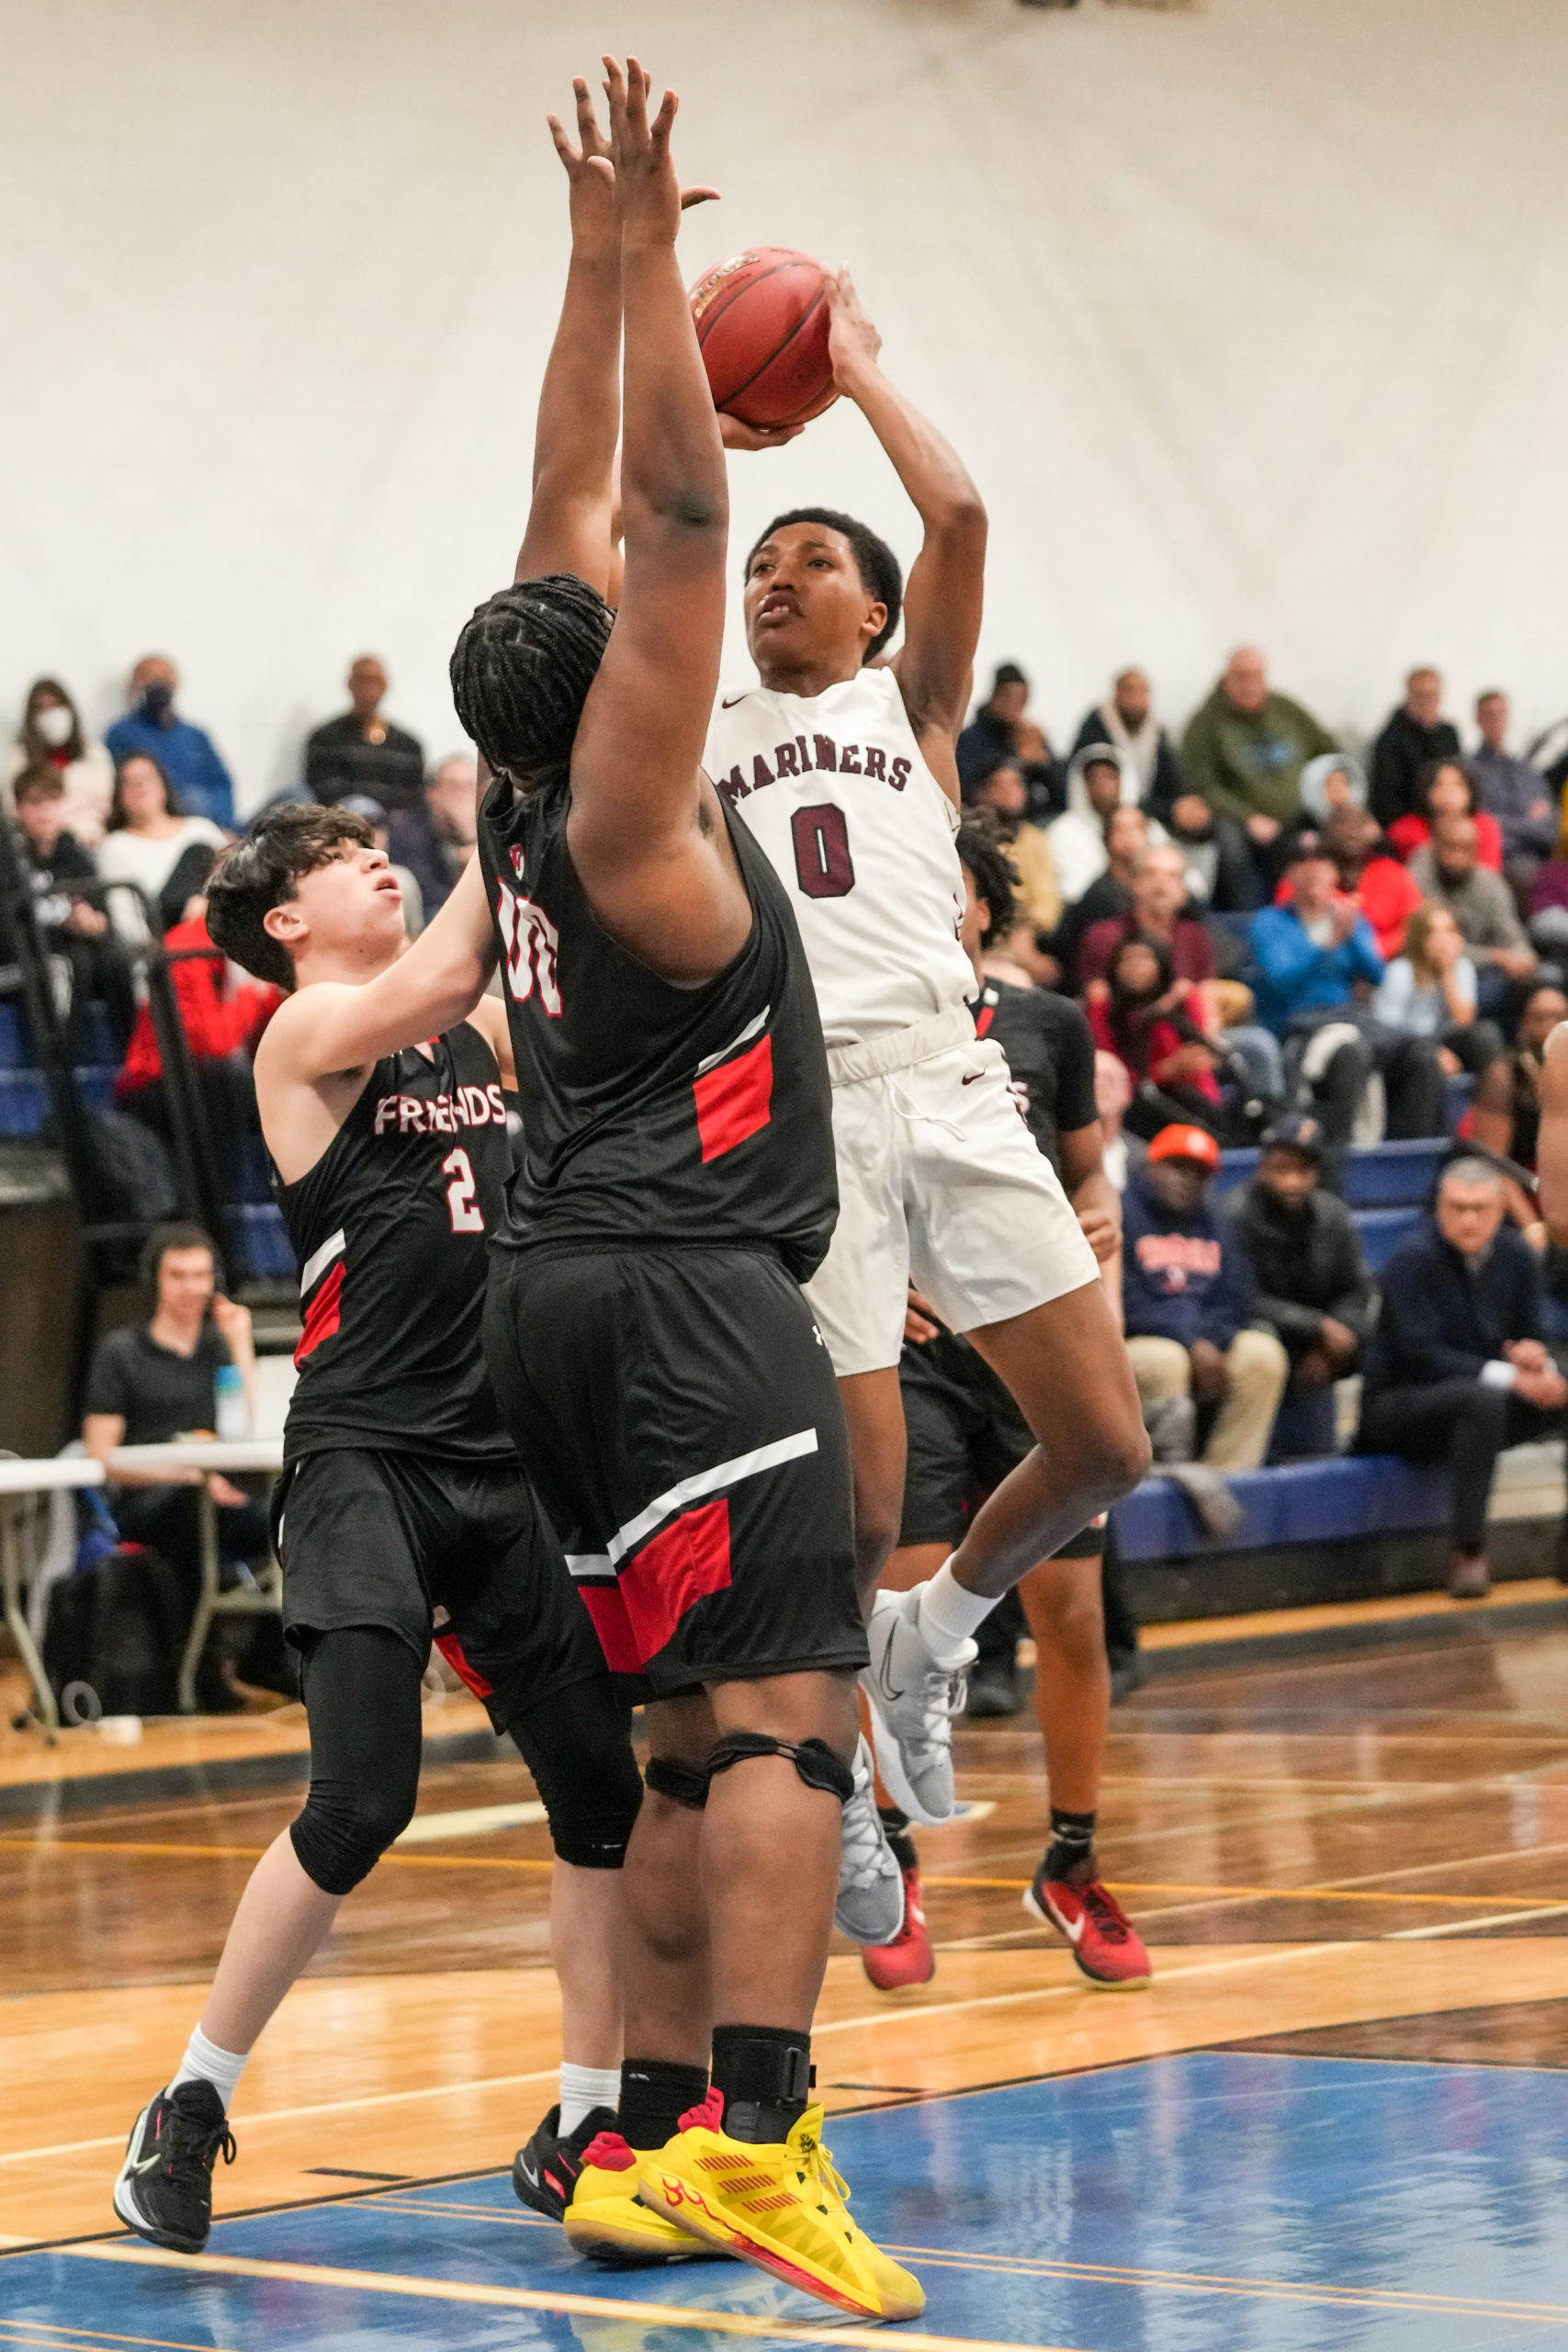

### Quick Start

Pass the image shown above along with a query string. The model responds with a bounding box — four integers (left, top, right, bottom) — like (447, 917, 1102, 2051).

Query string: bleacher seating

(1113, 1455, 1452, 1561)
(0, 1003, 118, 1138)
(1213, 1137, 1447, 1206)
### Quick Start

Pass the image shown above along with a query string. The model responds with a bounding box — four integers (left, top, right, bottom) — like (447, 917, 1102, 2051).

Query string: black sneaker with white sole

(512, 2102, 620, 2222)
(113, 2081, 236, 2251)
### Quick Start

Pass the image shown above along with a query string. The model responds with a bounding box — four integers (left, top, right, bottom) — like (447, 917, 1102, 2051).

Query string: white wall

(2, 0, 1566, 808)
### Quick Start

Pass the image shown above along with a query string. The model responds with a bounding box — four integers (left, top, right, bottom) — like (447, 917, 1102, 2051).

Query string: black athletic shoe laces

(1080, 1883, 1134, 1945)
(124, 2083, 236, 2248)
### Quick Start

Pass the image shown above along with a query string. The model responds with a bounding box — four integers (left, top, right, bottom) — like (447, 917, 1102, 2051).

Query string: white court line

(1385, 1900, 1568, 1941)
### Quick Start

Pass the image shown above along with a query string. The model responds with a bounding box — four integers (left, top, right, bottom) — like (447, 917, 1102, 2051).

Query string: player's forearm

(519, 247, 622, 568)
(840, 359, 985, 534)
(618, 235, 728, 548)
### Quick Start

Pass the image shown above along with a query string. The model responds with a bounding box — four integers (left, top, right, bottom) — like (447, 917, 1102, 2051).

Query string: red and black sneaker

(513, 2101, 620, 2222)
(863, 1850, 935, 1992)
(1024, 1859, 1152, 1988)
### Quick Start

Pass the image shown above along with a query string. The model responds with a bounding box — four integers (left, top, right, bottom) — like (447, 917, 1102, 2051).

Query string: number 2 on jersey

(791, 802, 856, 899)
(442, 1147, 484, 1233)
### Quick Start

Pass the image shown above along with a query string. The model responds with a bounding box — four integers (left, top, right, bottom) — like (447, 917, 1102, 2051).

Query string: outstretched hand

(550, 70, 718, 236)
(602, 55, 694, 245)
(825, 264, 882, 390)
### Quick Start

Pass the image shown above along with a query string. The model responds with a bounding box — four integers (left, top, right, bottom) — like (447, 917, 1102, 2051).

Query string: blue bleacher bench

(1111, 1454, 1453, 1563)
(1214, 1137, 1448, 1207)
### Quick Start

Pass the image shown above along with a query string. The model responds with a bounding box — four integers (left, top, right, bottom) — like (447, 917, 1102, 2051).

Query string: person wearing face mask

(2, 677, 115, 844)
(104, 656, 236, 831)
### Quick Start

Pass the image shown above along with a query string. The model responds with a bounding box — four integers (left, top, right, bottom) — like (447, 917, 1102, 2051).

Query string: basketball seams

(712, 287, 829, 420)
(690, 249, 835, 425)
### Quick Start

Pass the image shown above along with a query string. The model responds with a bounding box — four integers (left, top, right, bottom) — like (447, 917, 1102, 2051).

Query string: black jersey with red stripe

(971, 978, 1098, 1177)
(275, 1021, 514, 1465)
(476, 771, 837, 1283)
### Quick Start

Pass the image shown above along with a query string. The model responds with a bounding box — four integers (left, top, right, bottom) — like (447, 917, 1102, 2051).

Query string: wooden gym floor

(3, 1607, 1568, 2347)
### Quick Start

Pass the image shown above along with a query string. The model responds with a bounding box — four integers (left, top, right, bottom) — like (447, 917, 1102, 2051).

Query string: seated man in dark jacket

(1356, 1156, 1568, 1598)
(1122, 1123, 1289, 1469)
(1231, 1114, 1376, 1403)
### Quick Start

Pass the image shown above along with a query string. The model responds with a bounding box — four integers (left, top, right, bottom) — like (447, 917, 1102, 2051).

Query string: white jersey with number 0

(705, 668, 975, 1049)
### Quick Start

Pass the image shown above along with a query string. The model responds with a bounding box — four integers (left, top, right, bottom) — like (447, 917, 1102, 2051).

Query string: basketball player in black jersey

(439, 65, 916, 2320)
(111, 801, 643, 2256)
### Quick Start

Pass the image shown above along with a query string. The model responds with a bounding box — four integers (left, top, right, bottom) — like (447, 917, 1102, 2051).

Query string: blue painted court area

(6, 2052, 1568, 2350)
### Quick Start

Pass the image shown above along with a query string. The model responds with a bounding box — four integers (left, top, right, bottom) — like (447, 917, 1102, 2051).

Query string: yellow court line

(0, 1838, 552, 1872)
(924, 1874, 1568, 1911)
(57, 2242, 1076, 2352)
(363, 2205, 1568, 2323)
(0, 2324, 244, 2352)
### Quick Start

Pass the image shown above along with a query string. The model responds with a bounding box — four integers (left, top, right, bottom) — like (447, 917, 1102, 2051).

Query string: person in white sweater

(96, 754, 227, 943)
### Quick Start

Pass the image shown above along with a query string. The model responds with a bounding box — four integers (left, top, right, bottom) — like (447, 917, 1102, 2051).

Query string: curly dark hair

(954, 814, 1019, 946)
(745, 507, 903, 662)
(448, 572, 615, 787)
(206, 803, 375, 989)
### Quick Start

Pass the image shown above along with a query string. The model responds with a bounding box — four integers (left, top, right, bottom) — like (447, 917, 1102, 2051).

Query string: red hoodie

(118, 912, 279, 1095)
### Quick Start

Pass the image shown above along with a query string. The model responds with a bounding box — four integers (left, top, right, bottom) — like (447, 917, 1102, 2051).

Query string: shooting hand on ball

(825, 265, 883, 392)
(718, 413, 805, 452)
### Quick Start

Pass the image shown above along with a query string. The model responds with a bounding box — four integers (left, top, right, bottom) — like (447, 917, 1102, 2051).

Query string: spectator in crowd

(387, 753, 479, 922)
(1052, 802, 1149, 985)
(1386, 757, 1504, 871)
(104, 657, 235, 831)
(1372, 902, 1507, 1136)
(1231, 1113, 1375, 1416)
(1526, 846, 1568, 958)
(1157, 788, 1258, 912)
(96, 756, 228, 944)
(1471, 689, 1557, 891)
(1179, 645, 1337, 863)
(82, 1224, 270, 1709)
(117, 884, 279, 1204)
(1409, 814, 1538, 1023)
(1087, 933, 1258, 1142)
(304, 654, 425, 812)
(1472, 982, 1568, 1208)
(1309, 804, 1421, 962)
(967, 753, 1061, 938)
(1046, 744, 1145, 910)
(1369, 666, 1461, 830)
(1122, 1123, 1289, 1470)
(2, 677, 114, 844)
(2, 768, 135, 1052)
(1071, 667, 1183, 817)
(1249, 832, 1384, 1143)
(957, 662, 1062, 819)
(1357, 1157, 1568, 1597)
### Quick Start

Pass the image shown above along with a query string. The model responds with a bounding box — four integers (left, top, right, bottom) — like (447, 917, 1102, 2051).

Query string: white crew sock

(169, 2025, 249, 2112)
(916, 1559, 997, 1665)
(558, 2061, 622, 2137)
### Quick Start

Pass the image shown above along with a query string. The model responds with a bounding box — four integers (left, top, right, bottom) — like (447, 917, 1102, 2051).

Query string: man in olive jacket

(1229, 1115, 1376, 1395)
(1181, 646, 1338, 861)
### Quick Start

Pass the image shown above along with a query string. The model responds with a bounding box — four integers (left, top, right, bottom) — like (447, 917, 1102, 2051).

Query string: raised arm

(513, 82, 625, 596)
(826, 271, 987, 783)
(566, 58, 748, 974)
(256, 852, 497, 1088)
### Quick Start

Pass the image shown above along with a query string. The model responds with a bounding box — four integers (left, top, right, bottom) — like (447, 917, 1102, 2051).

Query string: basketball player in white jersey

(707, 274, 1151, 1839)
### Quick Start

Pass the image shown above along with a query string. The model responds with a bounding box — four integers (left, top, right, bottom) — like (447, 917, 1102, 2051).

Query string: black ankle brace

(711, 2025, 814, 2144)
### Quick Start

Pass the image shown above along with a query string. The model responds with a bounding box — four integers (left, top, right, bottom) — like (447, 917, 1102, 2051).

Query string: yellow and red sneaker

(562, 2129, 719, 2268)
(1025, 1860, 1152, 1987)
(637, 2089, 924, 2322)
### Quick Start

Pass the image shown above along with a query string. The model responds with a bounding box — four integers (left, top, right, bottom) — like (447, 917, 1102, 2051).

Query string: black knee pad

(706, 1732, 854, 1804)
(504, 1672, 643, 1869)
(289, 1770, 418, 1897)
(645, 1754, 712, 1810)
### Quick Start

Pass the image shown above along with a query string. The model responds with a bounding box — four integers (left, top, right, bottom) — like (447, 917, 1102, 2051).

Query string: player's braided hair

(746, 507, 903, 662)
(955, 813, 1019, 947)
(207, 803, 375, 989)
(449, 573, 615, 786)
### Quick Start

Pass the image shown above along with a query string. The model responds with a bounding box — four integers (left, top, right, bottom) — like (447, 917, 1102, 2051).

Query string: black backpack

(42, 1543, 186, 1719)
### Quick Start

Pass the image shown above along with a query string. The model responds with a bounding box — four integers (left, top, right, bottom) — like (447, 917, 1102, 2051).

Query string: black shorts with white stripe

(483, 1242, 865, 1697)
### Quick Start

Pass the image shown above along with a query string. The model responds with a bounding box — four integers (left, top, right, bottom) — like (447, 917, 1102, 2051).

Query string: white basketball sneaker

(861, 1586, 973, 1827)
(834, 1735, 906, 1947)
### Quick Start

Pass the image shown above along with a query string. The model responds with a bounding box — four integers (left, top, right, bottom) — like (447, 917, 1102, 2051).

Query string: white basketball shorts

(803, 1007, 1100, 1378)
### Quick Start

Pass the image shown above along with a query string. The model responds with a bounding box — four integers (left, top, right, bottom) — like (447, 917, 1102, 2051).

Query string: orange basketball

(689, 247, 838, 431)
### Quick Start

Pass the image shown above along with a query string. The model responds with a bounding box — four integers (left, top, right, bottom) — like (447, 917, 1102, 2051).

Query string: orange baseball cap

(1146, 1123, 1222, 1172)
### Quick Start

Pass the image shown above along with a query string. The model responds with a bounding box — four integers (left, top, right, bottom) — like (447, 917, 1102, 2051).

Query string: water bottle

(215, 1363, 251, 1442)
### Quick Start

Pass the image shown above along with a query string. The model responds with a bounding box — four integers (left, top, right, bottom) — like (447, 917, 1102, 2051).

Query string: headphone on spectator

(139, 1222, 226, 1293)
